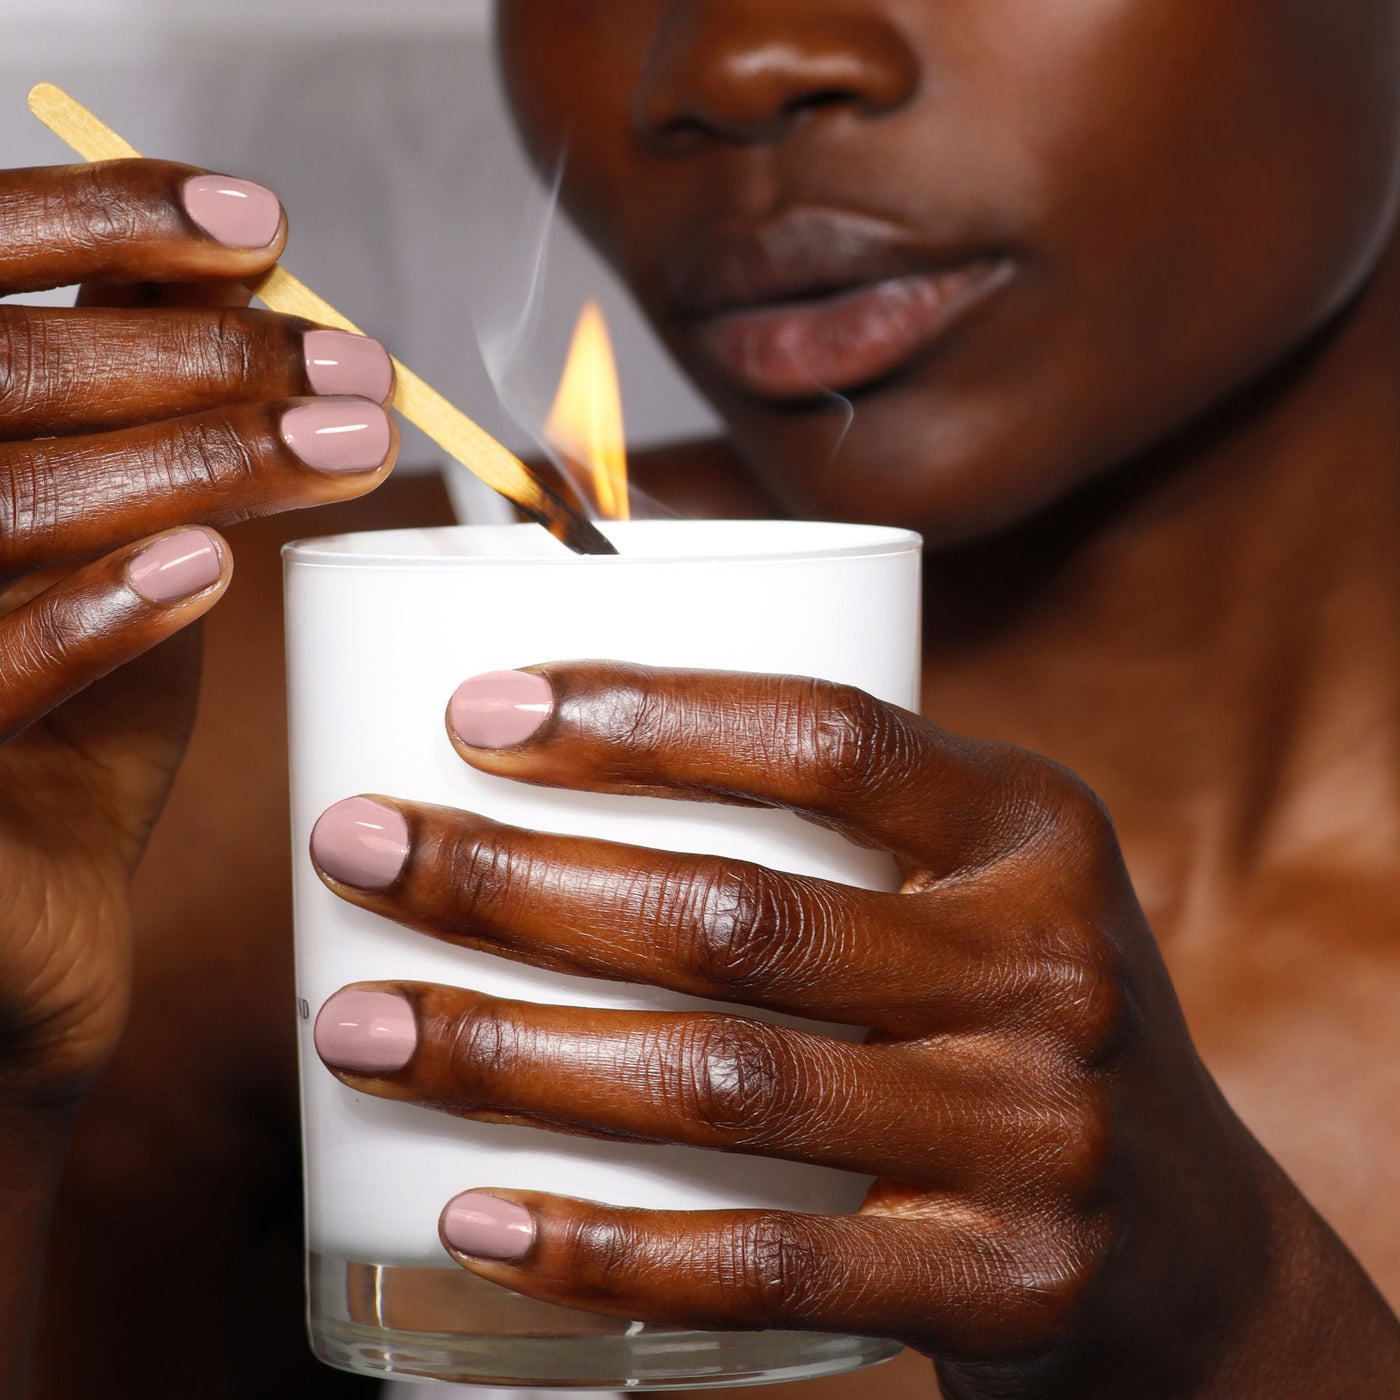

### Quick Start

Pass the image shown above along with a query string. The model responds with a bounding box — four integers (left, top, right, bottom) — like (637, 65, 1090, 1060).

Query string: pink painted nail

(441, 1192, 535, 1260)
(304, 329, 395, 404)
(311, 796, 409, 889)
(181, 174, 282, 249)
(314, 989, 416, 1074)
(127, 529, 223, 603)
(281, 399, 392, 475)
(449, 671, 554, 749)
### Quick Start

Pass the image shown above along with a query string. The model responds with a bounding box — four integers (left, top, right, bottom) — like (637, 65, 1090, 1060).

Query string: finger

(0, 161, 285, 296)
(0, 525, 230, 742)
(445, 664, 1061, 874)
(74, 280, 262, 310)
(435, 1192, 1062, 1356)
(310, 797, 993, 1033)
(0, 396, 396, 577)
(0, 306, 395, 438)
(311, 984, 1066, 1189)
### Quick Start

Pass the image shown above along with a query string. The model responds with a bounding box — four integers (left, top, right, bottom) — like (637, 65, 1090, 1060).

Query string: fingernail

(311, 796, 409, 889)
(304, 329, 395, 404)
(449, 671, 554, 749)
(281, 399, 392, 475)
(441, 1192, 535, 1260)
(314, 989, 416, 1074)
(182, 174, 282, 249)
(127, 529, 223, 603)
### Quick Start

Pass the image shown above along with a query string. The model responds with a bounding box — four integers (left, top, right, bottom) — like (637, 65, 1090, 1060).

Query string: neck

(921, 242, 1400, 937)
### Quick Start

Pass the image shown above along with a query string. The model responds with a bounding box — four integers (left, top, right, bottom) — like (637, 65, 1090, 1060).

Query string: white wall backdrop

(0, 0, 721, 471)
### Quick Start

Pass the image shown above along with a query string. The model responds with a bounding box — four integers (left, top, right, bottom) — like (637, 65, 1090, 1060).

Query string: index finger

(0, 160, 286, 295)
(445, 663, 1064, 876)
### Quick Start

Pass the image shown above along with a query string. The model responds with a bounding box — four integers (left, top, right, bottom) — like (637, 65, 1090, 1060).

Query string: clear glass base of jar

(309, 1251, 903, 1390)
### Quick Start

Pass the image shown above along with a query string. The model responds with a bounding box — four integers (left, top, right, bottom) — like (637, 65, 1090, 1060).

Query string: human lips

(666, 208, 1012, 400)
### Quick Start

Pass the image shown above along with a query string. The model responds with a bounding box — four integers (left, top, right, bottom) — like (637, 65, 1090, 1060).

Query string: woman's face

(497, 0, 1400, 544)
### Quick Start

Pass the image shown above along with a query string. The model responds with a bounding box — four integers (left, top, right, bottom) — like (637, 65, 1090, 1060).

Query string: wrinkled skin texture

(316, 662, 1398, 1397)
(0, 159, 396, 1396)
(10, 2, 1400, 1399)
(319, 0, 1400, 1394)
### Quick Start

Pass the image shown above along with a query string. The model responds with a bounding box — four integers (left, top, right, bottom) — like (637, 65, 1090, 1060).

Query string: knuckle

(11, 586, 84, 677)
(783, 678, 909, 805)
(449, 826, 517, 926)
(167, 309, 263, 390)
(1, 314, 98, 427)
(722, 1214, 829, 1326)
(1060, 781, 1121, 861)
(445, 998, 515, 1100)
(581, 669, 672, 753)
(990, 1219, 1108, 1345)
(63, 162, 153, 255)
(994, 780, 1135, 1059)
(214, 310, 264, 387)
(682, 864, 796, 996)
(678, 1016, 793, 1144)
(161, 413, 259, 494)
(1020, 759, 1121, 864)
(1057, 1098, 1113, 1197)
(1022, 1084, 1113, 1201)
(561, 1212, 639, 1305)
(1034, 933, 1129, 1062)
(0, 308, 31, 418)
(0, 449, 54, 570)
(206, 309, 296, 391)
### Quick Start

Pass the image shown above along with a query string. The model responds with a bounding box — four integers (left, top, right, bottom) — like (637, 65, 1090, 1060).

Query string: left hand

(305, 662, 1387, 1398)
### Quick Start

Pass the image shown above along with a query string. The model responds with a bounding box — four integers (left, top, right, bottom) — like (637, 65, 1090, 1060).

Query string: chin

(721, 376, 1106, 549)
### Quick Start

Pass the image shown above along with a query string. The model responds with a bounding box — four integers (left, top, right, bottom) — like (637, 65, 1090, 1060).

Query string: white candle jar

(284, 519, 921, 1389)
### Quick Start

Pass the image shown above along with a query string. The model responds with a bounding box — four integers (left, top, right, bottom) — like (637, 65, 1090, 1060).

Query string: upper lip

(664, 205, 994, 318)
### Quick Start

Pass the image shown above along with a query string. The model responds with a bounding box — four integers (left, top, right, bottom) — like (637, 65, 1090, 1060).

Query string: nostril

(635, 12, 920, 149)
(646, 79, 887, 151)
(654, 114, 715, 153)
(783, 87, 864, 123)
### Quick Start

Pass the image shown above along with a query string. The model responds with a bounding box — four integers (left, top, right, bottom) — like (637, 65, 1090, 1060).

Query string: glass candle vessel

(284, 519, 921, 1389)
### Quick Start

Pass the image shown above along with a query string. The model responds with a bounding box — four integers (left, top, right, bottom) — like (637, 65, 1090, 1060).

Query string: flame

(544, 300, 629, 520)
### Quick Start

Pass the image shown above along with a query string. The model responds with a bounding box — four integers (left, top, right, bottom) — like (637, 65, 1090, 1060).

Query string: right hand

(0, 158, 398, 1109)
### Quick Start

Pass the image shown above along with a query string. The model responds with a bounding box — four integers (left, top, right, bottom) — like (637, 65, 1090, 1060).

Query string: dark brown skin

(7, 2, 1400, 1399)
(314, 668, 1389, 1396)
(0, 159, 396, 1397)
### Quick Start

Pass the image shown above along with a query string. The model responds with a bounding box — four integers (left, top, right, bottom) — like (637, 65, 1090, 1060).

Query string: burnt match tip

(557, 513, 620, 556)
(519, 494, 619, 556)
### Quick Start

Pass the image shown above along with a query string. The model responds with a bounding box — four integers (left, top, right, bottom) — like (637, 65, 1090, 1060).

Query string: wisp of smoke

(467, 142, 856, 517)
(468, 148, 568, 467)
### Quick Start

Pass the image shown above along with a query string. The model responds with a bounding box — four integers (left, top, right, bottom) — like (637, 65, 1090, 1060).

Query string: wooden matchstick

(26, 82, 617, 557)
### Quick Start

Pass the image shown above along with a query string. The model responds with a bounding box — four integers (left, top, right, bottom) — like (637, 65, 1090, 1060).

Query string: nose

(635, 1, 920, 148)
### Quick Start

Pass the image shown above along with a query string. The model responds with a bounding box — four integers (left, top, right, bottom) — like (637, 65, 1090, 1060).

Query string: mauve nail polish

(304, 329, 395, 404)
(181, 174, 282, 249)
(281, 399, 392, 475)
(441, 1192, 536, 1260)
(314, 989, 416, 1074)
(127, 529, 222, 603)
(311, 796, 409, 889)
(449, 671, 554, 749)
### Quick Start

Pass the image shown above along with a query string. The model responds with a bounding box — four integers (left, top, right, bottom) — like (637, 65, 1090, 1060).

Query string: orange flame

(544, 299, 629, 521)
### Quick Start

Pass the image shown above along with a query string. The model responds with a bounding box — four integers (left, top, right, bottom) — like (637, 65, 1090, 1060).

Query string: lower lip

(689, 260, 1011, 400)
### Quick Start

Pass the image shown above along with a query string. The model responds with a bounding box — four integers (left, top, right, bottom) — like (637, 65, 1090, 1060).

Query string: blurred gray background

(1, 0, 720, 515)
